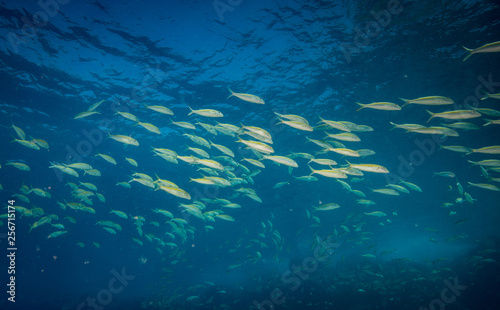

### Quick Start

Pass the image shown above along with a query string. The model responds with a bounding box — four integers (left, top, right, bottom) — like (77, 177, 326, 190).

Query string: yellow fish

(108, 134, 139, 146)
(400, 96, 454, 107)
(426, 110, 481, 123)
(74, 111, 100, 119)
(277, 119, 313, 132)
(125, 158, 138, 166)
(262, 155, 298, 168)
(468, 146, 500, 155)
(346, 161, 389, 173)
(467, 182, 500, 191)
(170, 119, 196, 129)
(227, 87, 265, 104)
(87, 100, 104, 112)
(356, 102, 401, 112)
(6, 162, 30, 171)
(95, 153, 117, 165)
(115, 111, 139, 122)
(146, 105, 173, 115)
(11, 123, 26, 139)
(156, 186, 191, 200)
(463, 41, 500, 61)
(325, 132, 360, 142)
(188, 107, 223, 118)
(12, 139, 40, 150)
(236, 137, 274, 154)
(32, 138, 49, 149)
(136, 122, 161, 134)
(216, 214, 235, 221)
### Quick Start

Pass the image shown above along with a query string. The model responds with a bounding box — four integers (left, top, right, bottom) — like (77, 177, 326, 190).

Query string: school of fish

(2, 44, 500, 307)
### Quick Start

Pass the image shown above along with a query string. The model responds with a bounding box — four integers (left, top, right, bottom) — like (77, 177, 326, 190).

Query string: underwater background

(1, 0, 500, 309)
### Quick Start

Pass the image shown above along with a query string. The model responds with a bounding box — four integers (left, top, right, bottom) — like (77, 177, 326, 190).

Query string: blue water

(1, 0, 500, 309)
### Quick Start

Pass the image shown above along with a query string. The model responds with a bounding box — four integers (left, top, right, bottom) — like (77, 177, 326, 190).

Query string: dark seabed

(1, 0, 500, 309)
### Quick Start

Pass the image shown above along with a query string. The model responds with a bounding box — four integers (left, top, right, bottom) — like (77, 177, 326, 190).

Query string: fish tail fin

(479, 90, 489, 100)
(307, 164, 315, 176)
(483, 118, 492, 126)
(389, 122, 397, 131)
(425, 110, 435, 123)
(355, 102, 365, 112)
(227, 87, 234, 99)
(399, 98, 410, 108)
(462, 47, 473, 61)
